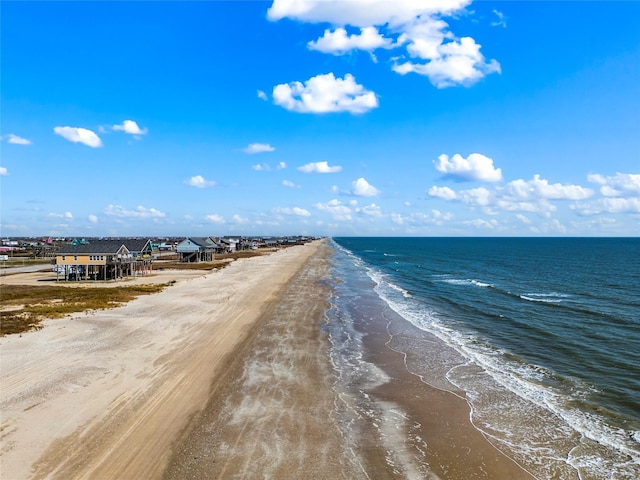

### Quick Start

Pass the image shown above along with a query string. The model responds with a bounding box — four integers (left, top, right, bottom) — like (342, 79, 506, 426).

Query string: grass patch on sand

(1, 258, 52, 267)
(0, 283, 168, 336)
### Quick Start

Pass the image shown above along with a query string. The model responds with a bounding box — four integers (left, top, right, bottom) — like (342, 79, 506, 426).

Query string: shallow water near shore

(328, 237, 640, 479)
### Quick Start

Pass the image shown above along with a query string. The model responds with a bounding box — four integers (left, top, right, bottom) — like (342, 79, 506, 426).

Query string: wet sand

(361, 307, 536, 479)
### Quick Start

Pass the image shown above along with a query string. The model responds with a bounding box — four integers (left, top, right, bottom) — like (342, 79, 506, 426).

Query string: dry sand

(0, 242, 326, 479)
(0, 267, 206, 287)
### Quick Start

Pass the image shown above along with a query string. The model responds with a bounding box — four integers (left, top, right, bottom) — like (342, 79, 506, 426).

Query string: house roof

(186, 237, 221, 248)
(118, 238, 151, 253)
(56, 240, 129, 255)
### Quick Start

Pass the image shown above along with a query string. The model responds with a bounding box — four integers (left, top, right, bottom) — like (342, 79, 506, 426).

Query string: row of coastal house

(167, 236, 312, 262)
(52, 236, 314, 281)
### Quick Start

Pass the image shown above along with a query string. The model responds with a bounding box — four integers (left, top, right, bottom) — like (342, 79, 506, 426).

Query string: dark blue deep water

(330, 237, 640, 479)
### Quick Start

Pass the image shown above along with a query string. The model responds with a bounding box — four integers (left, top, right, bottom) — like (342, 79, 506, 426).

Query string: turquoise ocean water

(328, 237, 640, 479)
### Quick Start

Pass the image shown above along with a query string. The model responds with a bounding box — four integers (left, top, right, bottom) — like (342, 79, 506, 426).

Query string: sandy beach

(2, 239, 538, 479)
(1, 241, 330, 479)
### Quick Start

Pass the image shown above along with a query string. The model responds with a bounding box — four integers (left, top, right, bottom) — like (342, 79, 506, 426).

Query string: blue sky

(1, 0, 638, 237)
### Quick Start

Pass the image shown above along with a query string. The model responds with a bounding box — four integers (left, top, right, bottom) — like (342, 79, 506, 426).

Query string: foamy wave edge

(333, 241, 640, 470)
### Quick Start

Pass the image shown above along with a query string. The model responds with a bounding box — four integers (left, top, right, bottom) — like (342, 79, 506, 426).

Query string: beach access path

(0, 241, 327, 479)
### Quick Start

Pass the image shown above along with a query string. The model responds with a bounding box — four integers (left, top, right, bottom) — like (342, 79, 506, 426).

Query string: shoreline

(2, 239, 545, 478)
(361, 308, 536, 479)
(324, 242, 537, 479)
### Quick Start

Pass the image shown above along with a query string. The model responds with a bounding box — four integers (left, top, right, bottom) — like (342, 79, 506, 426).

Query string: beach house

(176, 237, 222, 262)
(54, 239, 153, 281)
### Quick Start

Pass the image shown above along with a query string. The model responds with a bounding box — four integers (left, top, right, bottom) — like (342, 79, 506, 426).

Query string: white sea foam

(387, 282, 412, 298)
(357, 260, 640, 478)
(330, 240, 640, 478)
(520, 295, 563, 303)
(525, 292, 570, 298)
(326, 265, 437, 478)
(441, 278, 492, 288)
(519, 291, 571, 303)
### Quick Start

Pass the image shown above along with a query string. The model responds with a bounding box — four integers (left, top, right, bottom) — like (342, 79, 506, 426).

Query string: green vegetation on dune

(0, 283, 168, 336)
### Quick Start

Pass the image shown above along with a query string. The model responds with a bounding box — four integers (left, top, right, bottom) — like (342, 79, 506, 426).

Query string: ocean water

(327, 237, 640, 479)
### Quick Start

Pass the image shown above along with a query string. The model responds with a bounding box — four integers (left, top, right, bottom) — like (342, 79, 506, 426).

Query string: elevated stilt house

(118, 238, 154, 276)
(176, 237, 222, 262)
(54, 239, 153, 281)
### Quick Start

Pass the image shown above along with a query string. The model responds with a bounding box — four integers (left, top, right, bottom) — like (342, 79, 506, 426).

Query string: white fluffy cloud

(112, 120, 147, 136)
(5, 134, 32, 145)
(394, 36, 501, 89)
(257, 89, 268, 101)
(253, 162, 286, 171)
(232, 214, 249, 224)
(434, 153, 503, 182)
(282, 180, 301, 188)
(493, 175, 592, 216)
(568, 172, 640, 215)
(273, 207, 311, 217)
(357, 203, 383, 217)
(268, 0, 499, 89)
(390, 212, 404, 225)
(273, 73, 378, 114)
(492, 10, 507, 28)
(351, 177, 380, 196)
(464, 218, 499, 229)
(496, 199, 556, 215)
(298, 161, 343, 173)
(388, 210, 452, 228)
(505, 175, 593, 201)
(186, 175, 217, 188)
(572, 197, 640, 216)
(104, 204, 166, 218)
(427, 185, 456, 200)
(88, 214, 98, 224)
(587, 173, 640, 197)
(458, 187, 492, 206)
(205, 214, 225, 224)
(432, 209, 454, 222)
(54, 126, 103, 148)
(267, 0, 470, 27)
(429, 173, 604, 218)
(308, 26, 393, 54)
(0, 167, 8, 176)
(315, 199, 352, 221)
(243, 143, 275, 154)
(428, 185, 495, 209)
(48, 211, 74, 219)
